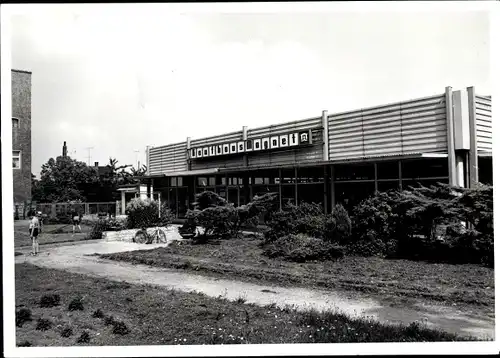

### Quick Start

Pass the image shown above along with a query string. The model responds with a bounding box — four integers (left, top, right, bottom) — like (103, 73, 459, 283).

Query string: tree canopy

(32, 156, 147, 203)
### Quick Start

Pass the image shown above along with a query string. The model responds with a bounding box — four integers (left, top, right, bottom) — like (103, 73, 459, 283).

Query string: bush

(61, 326, 73, 337)
(349, 183, 493, 266)
(36, 318, 52, 331)
(264, 202, 351, 246)
(68, 297, 84, 311)
(125, 198, 174, 229)
(111, 320, 130, 335)
(16, 308, 32, 327)
(39, 293, 61, 308)
(76, 331, 90, 343)
(87, 219, 110, 240)
(18, 341, 32, 347)
(263, 234, 344, 263)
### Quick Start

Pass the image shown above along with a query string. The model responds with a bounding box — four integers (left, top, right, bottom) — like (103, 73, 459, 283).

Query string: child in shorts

(72, 210, 82, 236)
(29, 211, 41, 256)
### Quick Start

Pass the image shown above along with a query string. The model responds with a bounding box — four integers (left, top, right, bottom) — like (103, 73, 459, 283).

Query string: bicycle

(133, 225, 167, 244)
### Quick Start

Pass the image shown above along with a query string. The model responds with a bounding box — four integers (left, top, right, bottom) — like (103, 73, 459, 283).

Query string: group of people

(28, 210, 83, 256)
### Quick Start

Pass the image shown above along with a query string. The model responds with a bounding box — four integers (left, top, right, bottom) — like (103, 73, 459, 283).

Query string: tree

(34, 156, 99, 203)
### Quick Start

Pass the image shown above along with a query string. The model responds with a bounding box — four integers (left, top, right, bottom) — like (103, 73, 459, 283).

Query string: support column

(294, 167, 298, 206)
(187, 137, 192, 171)
(322, 110, 329, 162)
(278, 168, 283, 211)
(467, 86, 479, 188)
(121, 191, 126, 215)
(445, 86, 457, 186)
(398, 160, 403, 190)
(330, 165, 335, 210)
(374, 163, 378, 192)
(242, 126, 249, 167)
(323, 165, 328, 213)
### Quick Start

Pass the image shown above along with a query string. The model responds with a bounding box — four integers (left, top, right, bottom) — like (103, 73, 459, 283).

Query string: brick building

(12, 69, 32, 215)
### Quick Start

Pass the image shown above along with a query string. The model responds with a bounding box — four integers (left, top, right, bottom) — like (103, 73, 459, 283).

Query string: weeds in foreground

(68, 297, 84, 311)
(16, 308, 32, 327)
(39, 294, 60, 308)
(35, 318, 52, 331)
(92, 309, 105, 318)
(17, 340, 32, 347)
(61, 327, 73, 338)
(111, 321, 130, 335)
(76, 331, 90, 343)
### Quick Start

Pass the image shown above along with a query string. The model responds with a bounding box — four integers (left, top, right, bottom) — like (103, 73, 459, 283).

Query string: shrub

(76, 331, 91, 343)
(36, 318, 52, 331)
(68, 297, 84, 311)
(263, 233, 344, 263)
(92, 309, 105, 318)
(111, 320, 130, 335)
(87, 219, 110, 240)
(61, 326, 73, 337)
(125, 198, 174, 229)
(39, 293, 61, 308)
(16, 308, 32, 327)
(350, 183, 493, 266)
(264, 202, 350, 246)
(17, 340, 32, 347)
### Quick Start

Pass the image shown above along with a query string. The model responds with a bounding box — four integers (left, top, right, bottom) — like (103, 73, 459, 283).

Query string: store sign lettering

(189, 130, 312, 159)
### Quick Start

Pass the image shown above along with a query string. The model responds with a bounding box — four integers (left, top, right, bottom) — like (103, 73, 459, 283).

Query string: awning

(137, 168, 220, 179)
(478, 151, 492, 157)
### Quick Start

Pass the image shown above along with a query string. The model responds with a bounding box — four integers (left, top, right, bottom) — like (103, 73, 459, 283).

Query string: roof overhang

(137, 168, 220, 180)
(478, 151, 492, 157)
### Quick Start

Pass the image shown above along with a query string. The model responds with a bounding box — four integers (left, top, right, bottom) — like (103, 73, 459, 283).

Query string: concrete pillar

(278, 168, 283, 210)
(121, 191, 126, 215)
(455, 154, 466, 188)
(467, 86, 479, 188)
(445, 86, 457, 186)
(322, 110, 329, 161)
(187, 137, 192, 171)
(330, 165, 335, 210)
(242, 126, 249, 167)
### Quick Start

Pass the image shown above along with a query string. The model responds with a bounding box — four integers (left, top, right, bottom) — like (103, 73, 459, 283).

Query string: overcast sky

(9, 5, 491, 177)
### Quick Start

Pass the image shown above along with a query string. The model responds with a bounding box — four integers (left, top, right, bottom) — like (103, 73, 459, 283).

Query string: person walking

(72, 210, 82, 236)
(29, 211, 41, 256)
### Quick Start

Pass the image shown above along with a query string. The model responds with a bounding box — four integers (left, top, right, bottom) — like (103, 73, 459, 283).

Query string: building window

(12, 118, 20, 129)
(13, 151, 21, 169)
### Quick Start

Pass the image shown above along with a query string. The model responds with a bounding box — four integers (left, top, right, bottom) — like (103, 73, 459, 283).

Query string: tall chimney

(62, 141, 67, 157)
(94, 162, 99, 167)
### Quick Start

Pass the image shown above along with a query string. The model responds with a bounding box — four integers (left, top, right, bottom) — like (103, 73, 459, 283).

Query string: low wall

(103, 225, 183, 242)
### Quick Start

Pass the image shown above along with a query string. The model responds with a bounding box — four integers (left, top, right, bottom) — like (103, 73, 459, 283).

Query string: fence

(34, 202, 117, 218)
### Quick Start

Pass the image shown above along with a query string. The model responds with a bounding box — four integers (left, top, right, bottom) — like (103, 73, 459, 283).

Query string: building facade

(138, 86, 492, 218)
(12, 69, 32, 210)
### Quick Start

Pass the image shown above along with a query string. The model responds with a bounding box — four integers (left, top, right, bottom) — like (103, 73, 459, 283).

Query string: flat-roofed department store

(138, 87, 492, 218)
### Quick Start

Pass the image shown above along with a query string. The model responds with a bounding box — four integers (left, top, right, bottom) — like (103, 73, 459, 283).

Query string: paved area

(14, 239, 495, 340)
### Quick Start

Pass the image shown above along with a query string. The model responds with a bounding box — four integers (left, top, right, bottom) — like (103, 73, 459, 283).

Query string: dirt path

(14, 240, 494, 340)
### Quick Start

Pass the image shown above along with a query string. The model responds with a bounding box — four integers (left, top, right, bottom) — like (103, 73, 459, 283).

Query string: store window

(401, 158, 448, 179)
(13, 151, 21, 169)
(197, 177, 208, 187)
(377, 161, 399, 180)
(335, 163, 375, 181)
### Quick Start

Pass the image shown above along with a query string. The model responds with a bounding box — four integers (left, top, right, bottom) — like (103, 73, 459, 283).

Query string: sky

(8, 4, 491, 177)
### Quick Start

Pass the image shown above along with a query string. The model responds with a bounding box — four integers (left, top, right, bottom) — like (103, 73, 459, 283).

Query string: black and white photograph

(1, 2, 498, 357)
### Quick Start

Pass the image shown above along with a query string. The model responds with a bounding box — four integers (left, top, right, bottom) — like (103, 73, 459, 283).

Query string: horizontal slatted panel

(476, 95, 492, 152)
(190, 131, 242, 147)
(247, 126, 323, 167)
(148, 142, 187, 176)
(191, 156, 243, 171)
(328, 94, 447, 160)
(247, 116, 322, 138)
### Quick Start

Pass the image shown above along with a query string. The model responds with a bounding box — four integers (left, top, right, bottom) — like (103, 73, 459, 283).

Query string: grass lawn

(14, 224, 93, 248)
(99, 236, 495, 308)
(15, 263, 473, 346)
